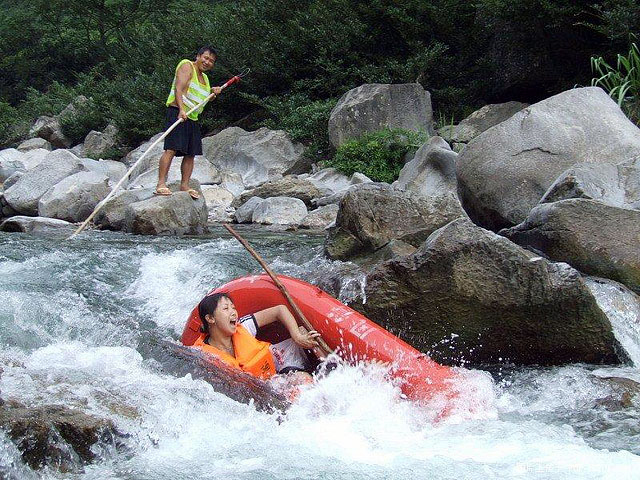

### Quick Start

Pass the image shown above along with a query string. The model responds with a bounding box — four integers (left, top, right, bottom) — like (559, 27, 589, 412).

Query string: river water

(1, 227, 639, 479)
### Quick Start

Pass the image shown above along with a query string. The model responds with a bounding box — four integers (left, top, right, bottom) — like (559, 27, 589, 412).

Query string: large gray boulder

(219, 170, 245, 197)
(328, 83, 434, 149)
(0, 148, 46, 182)
(80, 158, 127, 185)
(0, 193, 18, 218)
(251, 196, 308, 225)
(38, 171, 110, 222)
(456, 87, 640, 230)
(232, 175, 321, 208)
(325, 182, 466, 260)
(29, 115, 72, 148)
(438, 101, 527, 144)
(16, 137, 52, 152)
(128, 155, 220, 189)
(201, 185, 234, 223)
(122, 189, 208, 235)
(540, 160, 640, 210)
(3, 150, 83, 215)
(202, 127, 305, 188)
(0, 216, 74, 235)
(501, 199, 640, 294)
(83, 124, 119, 159)
(121, 132, 164, 178)
(94, 189, 152, 231)
(311, 172, 373, 207)
(393, 136, 458, 197)
(301, 168, 352, 196)
(21, 148, 50, 170)
(358, 218, 622, 366)
(0, 149, 27, 182)
(299, 204, 339, 230)
(233, 196, 264, 223)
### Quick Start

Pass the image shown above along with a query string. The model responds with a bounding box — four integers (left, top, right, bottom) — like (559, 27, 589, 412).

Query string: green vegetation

(258, 95, 338, 162)
(591, 39, 640, 123)
(1, 0, 639, 158)
(326, 128, 428, 183)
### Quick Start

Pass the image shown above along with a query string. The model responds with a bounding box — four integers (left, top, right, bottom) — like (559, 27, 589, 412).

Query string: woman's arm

(253, 305, 320, 349)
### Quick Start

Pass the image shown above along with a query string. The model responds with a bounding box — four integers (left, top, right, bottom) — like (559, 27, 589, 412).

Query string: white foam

(125, 240, 238, 335)
(2, 343, 640, 479)
(585, 277, 640, 366)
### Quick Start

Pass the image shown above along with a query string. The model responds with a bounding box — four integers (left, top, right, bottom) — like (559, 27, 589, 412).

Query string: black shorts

(163, 106, 202, 157)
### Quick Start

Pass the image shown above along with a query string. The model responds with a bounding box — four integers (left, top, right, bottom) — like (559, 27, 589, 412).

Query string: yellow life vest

(166, 59, 211, 121)
(193, 324, 276, 379)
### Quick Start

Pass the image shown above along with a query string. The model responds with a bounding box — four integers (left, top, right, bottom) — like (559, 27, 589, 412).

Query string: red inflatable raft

(182, 274, 458, 404)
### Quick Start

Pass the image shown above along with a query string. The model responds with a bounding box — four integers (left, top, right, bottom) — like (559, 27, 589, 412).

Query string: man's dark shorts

(163, 106, 202, 157)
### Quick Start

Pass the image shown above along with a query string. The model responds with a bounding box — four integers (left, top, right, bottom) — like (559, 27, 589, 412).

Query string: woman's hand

(292, 326, 321, 349)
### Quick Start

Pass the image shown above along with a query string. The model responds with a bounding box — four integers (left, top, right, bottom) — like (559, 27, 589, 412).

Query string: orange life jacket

(193, 324, 276, 379)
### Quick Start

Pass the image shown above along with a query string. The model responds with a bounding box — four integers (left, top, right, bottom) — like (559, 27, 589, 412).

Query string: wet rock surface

(501, 199, 640, 294)
(232, 175, 321, 209)
(0, 401, 126, 473)
(325, 183, 466, 261)
(0, 216, 75, 235)
(356, 218, 622, 366)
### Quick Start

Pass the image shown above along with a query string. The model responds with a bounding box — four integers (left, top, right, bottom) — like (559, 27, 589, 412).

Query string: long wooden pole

(68, 74, 244, 240)
(223, 223, 333, 357)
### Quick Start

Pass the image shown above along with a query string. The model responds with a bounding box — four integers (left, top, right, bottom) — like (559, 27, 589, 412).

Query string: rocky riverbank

(1, 83, 639, 370)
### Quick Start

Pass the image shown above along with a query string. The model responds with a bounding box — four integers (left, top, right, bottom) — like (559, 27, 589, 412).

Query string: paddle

(223, 223, 333, 358)
(67, 69, 250, 240)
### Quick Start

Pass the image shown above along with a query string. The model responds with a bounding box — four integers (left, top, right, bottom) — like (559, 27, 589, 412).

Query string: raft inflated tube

(182, 274, 458, 404)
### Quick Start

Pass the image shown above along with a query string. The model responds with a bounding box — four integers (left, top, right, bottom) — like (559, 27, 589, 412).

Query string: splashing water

(1, 228, 639, 479)
(585, 277, 640, 366)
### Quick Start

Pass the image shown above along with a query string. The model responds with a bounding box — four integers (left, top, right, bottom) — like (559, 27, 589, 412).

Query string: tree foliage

(1, 0, 639, 150)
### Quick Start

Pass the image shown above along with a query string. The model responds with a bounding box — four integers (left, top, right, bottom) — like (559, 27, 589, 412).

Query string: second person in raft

(194, 293, 321, 379)
(155, 45, 222, 200)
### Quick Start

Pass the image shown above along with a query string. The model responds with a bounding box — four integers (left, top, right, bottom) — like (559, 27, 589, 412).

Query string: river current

(1, 227, 639, 479)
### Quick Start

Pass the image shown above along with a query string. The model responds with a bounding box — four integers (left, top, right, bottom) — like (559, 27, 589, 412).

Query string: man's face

(197, 51, 216, 71)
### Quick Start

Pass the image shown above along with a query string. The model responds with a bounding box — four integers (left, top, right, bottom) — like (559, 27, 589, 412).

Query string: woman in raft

(193, 292, 321, 380)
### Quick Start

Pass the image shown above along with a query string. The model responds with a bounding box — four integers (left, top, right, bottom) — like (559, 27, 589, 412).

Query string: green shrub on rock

(591, 39, 640, 124)
(326, 128, 428, 183)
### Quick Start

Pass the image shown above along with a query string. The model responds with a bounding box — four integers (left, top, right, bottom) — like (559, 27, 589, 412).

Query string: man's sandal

(186, 189, 200, 200)
(153, 187, 172, 196)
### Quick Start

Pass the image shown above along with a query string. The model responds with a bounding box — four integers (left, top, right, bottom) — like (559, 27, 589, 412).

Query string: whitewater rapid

(1, 228, 639, 479)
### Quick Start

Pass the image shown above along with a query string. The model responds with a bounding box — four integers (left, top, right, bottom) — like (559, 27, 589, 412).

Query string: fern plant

(591, 39, 640, 123)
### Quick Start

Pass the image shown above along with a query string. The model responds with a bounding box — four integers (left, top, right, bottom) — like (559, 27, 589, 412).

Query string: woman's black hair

(198, 292, 231, 333)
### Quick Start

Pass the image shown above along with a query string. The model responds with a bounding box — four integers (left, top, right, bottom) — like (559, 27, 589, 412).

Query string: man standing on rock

(155, 46, 222, 200)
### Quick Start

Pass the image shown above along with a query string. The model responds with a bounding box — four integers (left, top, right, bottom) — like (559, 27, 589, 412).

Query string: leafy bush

(259, 94, 338, 162)
(326, 128, 428, 183)
(0, 101, 26, 147)
(59, 98, 109, 146)
(591, 39, 640, 123)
